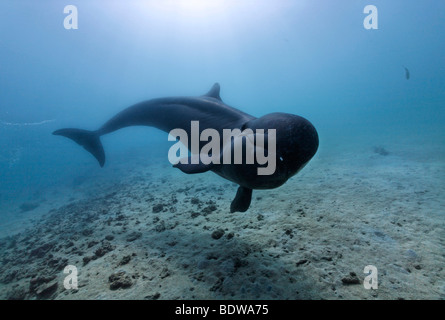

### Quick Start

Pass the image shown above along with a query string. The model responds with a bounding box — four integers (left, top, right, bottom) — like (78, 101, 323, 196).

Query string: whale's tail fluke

(53, 128, 105, 167)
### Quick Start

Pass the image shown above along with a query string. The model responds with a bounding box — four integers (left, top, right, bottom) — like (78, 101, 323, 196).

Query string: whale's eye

(279, 156, 284, 162)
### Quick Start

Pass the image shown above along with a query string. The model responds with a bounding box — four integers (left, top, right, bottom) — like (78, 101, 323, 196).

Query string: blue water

(1, 0, 444, 202)
(0, 0, 444, 300)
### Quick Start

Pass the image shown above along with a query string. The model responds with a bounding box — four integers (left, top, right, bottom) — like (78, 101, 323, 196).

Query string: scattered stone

(341, 272, 360, 285)
(145, 292, 161, 300)
(167, 241, 177, 247)
(297, 208, 305, 216)
(82, 229, 93, 237)
(36, 281, 58, 298)
(152, 204, 164, 213)
(211, 229, 225, 240)
(94, 241, 115, 258)
(30, 275, 57, 294)
(83, 256, 92, 266)
(109, 272, 133, 290)
(160, 267, 171, 279)
(155, 221, 166, 233)
(296, 259, 308, 266)
(119, 255, 131, 266)
(47, 257, 69, 271)
(210, 277, 224, 292)
(126, 232, 142, 242)
(206, 252, 219, 260)
(65, 241, 74, 248)
(191, 197, 201, 205)
(87, 241, 99, 248)
(257, 214, 264, 221)
(202, 204, 217, 215)
(29, 243, 54, 259)
(105, 235, 114, 241)
(226, 232, 234, 240)
(321, 256, 333, 262)
(191, 212, 200, 218)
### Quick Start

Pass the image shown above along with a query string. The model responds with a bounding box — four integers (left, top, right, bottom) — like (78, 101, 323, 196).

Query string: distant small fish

(403, 66, 410, 80)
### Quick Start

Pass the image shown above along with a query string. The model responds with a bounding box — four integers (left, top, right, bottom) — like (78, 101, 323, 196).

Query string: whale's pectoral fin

(173, 155, 214, 174)
(53, 128, 105, 167)
(230, 186, 253, 213)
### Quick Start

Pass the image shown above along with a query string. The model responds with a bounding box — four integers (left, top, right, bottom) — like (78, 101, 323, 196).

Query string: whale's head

(236, 112, 319, 189)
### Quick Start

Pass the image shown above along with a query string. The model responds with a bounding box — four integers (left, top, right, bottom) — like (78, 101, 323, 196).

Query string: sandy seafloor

(0, 128, 444, 300)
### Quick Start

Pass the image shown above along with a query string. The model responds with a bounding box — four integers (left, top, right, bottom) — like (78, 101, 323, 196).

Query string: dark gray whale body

(54, 84, 318, 212)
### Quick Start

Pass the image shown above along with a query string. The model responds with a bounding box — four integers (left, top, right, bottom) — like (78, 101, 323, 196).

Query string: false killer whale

(53, 83, 319, 212)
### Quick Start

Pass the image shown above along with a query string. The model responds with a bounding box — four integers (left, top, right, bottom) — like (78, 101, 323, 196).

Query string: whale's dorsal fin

(204, 83, 222, 101)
